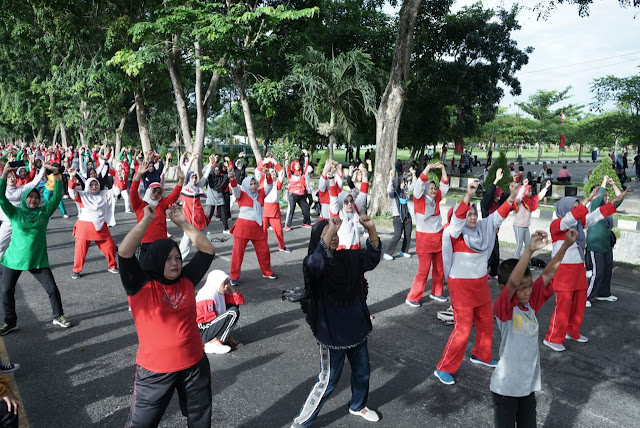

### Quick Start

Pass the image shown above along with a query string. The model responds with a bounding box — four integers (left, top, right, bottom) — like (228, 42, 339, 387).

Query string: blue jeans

(293, 340, 370, 427)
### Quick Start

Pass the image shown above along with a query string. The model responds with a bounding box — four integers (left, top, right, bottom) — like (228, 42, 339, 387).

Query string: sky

(452, 0, 640, 114)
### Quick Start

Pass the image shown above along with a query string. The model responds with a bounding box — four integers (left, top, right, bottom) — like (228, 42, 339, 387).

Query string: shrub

(583, 160, 622, 197)
(317, 149, 330, 170)
(271, 139, 301, 165)
(485, 151, 511, 193)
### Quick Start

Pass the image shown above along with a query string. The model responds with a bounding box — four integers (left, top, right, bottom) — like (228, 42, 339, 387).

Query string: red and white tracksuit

(256, 161, 286, 250)
(228, 176, 274, 281)
(436, 200, 513, 374)
(544, 202, 616, 344)
(407, 175, 450, 302)
(317, 173, 343, 220)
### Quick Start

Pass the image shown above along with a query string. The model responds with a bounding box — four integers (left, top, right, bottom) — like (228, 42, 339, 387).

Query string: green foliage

(317, 150, 331, 170)
(485, 151, 511, 192)
(270, 139, 300, 165)
(158, 143, 168, 160)
(426, 158, 443, 185)
(583, 160, 622, 197)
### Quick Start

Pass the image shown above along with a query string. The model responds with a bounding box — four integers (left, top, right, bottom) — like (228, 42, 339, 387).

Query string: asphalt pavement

(2, 187, 640, 427)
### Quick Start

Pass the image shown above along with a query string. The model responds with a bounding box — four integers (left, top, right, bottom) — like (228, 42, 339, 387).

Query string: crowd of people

(0, 142, 632, 427)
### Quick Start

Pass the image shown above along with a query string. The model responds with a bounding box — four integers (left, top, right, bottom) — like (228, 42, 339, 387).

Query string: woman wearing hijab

(328, 164, 368, 250)
(118, 204, 215, 427)
(382, 169, 415, 261)
(284, 150, 311, 231)
(195, 270, 244, 354)
(480, 168, 511, 280)
(292, 216, 382, 427)
(543, 186, 626, 352)
(317, 160, 343, 221)
(179, 166, 209, 260)
(130, 160, 185, 260)
(434, 180, 518, 386)
(0, 164, 70, 336)
(68, 170, 118, 279)
(405, 162, 450, 306)
(106, 159, 132, 216)
(0, 164, 46, 261)
(513, 178, 551, 261)
(586, 176, 625, 306)
(226, 162, 276, 286)
(203, 155, 231, 234)
(256, 155, 289, 252)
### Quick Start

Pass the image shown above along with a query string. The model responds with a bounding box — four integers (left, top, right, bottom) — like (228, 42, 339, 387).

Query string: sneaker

(349, 407, 380, 422)
(279, 247, 292, 253)
(284, 226, 291, 231)
(263, 274, 278, 280)
(488, 275, 498, 280)
(52, 315, 71, 328)
(565, 333, 589, 343)
(0, 323, 18, 336)
(543, 340, 565, 352)
(62, 214, 69, 219)
(124, 210, 132, 214)
(62, 194, 69, 199)
(596, 295, 617, 302)
(223, 230, 231, 234)
(405, 299, 420, 308)
(229, 280, 239, 286)
(470, 355, 498, 368)
(71, 272, 81, 280)
(429, 294, 449, 303)
(301, 224, 312, 229)
(398, 251, 411, 258)
(108, 268, 120, 274)
(437, 311, 454, 324)
(382, 253, 394, 261)
(0, 361, 20, 373)
(585, 300, 592, 308)
(204, 338, 231, 354)
(434, 369, 455, 385)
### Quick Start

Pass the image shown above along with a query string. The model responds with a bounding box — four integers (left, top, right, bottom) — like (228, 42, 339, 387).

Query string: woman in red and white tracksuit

(543, 191, 622, 351)
(284, 151, 311, 230)
(434, 180, 517, 385)
(318, 160, 343, 221)
(179, 170, 210, 260)
(328, 164, 368, 250)
(256, 156, 288, 252)
(406, 162, 449, 306)
(227, 162, 276, 285)
(107, 160, 131, 219)
(68, 174, 118, 278)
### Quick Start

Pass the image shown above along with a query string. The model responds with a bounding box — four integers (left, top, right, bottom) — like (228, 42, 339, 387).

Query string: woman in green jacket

(0, 164, 71, 336)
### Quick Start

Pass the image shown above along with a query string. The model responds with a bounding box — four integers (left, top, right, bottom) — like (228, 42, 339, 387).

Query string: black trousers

(385, 216, 412, 255)
(2, 266, 63, 325)
(206, 197, 230, 231)
(488, 238, 501, 277)
(493, 392, 536, 428)
(199, 305, 240, 344)
(125, 356, 212, 428)
(285, 193, 311, 227)
(587, 250, 613, 299)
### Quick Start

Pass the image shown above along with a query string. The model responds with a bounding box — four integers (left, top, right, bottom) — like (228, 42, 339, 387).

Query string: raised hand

(563, 228, 578, 248)
(545, 180, 551, 188)
(142, 204, 155, 221)
(529, 230, 549, 251)
(166, 204, 186, 226)
(495, 168, 503, 183)
(302, 148, 308, 156)
(467, 180, 479, 196)
(176, 166, 185, 182)
(611, 187, 629, 205)
(328, 216, 342, 231)
(359, 215, 375, 230)
(68, 168, 77, 178)
(523, 178, 529, 186)
(583, 186, 600, 204)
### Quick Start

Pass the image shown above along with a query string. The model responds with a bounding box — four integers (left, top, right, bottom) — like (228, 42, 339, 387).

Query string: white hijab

(78, 178, 112, 231)
(142, 182, 163, 207)
(196, 270, 229, 315)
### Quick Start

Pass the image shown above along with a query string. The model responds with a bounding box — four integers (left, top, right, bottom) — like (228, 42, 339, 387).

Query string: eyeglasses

(344, 199, 354, 205)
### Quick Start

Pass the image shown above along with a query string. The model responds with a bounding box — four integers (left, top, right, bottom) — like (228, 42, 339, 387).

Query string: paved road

(3, 199, 640, 427)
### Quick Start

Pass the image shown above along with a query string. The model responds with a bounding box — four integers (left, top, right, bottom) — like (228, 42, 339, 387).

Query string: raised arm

(167, 205, 215, 255)
(226, 161, 241, 199)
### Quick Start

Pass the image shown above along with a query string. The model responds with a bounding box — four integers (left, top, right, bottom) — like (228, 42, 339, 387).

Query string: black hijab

(392, 177, 410, 222)
(140, 239, 181, 285)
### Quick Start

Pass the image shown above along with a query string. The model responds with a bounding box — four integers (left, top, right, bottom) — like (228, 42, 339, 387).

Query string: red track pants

(73, 237, 117, 273)
(436, 302, 493, 374)
(229, 237, 274, 281)
(263, 217, 285, 250)
(407, 251, 444, 302)
(545, 289, 587, 344)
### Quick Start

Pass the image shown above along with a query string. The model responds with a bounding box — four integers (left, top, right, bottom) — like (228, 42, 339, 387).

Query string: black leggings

(488, 238, 500, 277)
(2, 266, 64, 325)
(206, 195, 231, 230)
(125, 356, 212, 428)
(385, 216, 412, 255)
(493, 391, 536, 428)
(199, 305, 240, 344)
(285, 193, 310, 227)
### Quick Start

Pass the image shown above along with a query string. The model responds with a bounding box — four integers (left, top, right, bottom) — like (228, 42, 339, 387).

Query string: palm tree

(285, 47, 377, 159)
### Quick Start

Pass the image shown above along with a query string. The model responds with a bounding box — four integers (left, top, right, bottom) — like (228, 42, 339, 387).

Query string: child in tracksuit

(492, 229, 577, 428)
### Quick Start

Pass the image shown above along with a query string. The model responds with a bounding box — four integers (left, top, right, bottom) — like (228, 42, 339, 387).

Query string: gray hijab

(556, 197, 586, 260)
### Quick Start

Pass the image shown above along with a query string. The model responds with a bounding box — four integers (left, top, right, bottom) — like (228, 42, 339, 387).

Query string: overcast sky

(452, 0, 640, 114)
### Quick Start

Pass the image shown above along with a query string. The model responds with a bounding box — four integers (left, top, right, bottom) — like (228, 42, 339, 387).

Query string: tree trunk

(134, 87, 152, 153)
(578, 142, 583, 162)
(166, 35, 193, 153)
(233, 64, 263, 163)
(329, 133, 337, 161)
(52, 126, 58, 147)
(537, 141, 543, 162)
(60, 123, 68, 148)
(116, 103, 136, 159)
(370, 0, 423, 216)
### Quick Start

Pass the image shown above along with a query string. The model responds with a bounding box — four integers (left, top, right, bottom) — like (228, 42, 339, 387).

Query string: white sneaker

(223, 230, 231, 235)
(204, 339, 231, 354)
(585, 300, 592, 308)
(429, 294, 449, 303)
(382, 253, 393, 261)
(595, 295, 617, 302)
(349, 407, 380, 422)
(565, 333, 588, 343)
(543, 340, 565, 352)
(62, 214, 69, 219)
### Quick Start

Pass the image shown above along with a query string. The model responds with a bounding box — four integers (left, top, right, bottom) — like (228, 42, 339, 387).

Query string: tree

(485, 151, 512, 193)
(285, 47, 377, 160)
(583, 160, 622, 197)
(591, 73, 640, 148)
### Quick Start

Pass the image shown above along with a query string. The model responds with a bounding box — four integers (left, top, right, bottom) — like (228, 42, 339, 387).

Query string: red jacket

(196, 292, 244, 324)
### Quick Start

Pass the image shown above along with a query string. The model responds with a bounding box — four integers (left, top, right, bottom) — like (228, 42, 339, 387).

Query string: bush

(317, 149, 331, 170)
(485, 151, 511, 193)
(426, 157, 443, 185)
(271, 139, 300, 165)
(583, 160, 622, 197)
